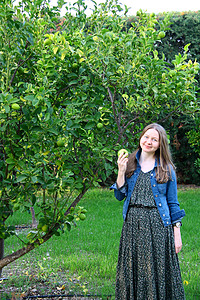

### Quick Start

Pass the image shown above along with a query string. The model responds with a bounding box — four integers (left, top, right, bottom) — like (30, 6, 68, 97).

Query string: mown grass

(1, 188, 200, 299)
(176, 189, 200, 299)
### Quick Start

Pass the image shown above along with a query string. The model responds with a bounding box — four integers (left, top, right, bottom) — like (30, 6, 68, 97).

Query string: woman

(110, 123, 185, 300)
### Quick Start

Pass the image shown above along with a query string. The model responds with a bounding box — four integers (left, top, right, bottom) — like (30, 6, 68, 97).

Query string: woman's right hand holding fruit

(117, 151, 129, 188)
(117, 152, 128, 174)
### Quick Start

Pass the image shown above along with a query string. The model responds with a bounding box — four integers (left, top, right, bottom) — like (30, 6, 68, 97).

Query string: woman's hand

(173, 227, 182, 254)
(117, 153, 129, 173)
(116, 153, 128, 189)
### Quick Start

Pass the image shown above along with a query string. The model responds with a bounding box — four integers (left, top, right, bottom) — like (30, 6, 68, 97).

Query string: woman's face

(140, 128, 160, 155)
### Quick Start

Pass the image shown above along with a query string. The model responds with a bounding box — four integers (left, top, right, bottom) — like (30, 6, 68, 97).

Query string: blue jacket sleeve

(110, 182, 127, 201)
(167, 168, 186, 223)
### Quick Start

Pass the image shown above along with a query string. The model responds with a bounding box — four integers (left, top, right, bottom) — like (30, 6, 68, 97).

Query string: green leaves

(16, 175, 27, 183)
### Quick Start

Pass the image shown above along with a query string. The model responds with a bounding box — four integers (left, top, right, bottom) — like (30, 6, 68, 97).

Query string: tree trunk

(0, 238, 4, 277)
(0, 189, 88, 269)
(30, 207, 37, 228)
(0, 233, 51, 269)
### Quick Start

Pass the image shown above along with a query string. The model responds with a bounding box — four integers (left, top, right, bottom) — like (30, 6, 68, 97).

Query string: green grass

(176, 189, 200, 299)
(1, 188, 200, 299)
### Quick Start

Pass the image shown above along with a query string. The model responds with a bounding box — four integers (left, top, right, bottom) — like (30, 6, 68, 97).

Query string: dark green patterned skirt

(115, 205, 185, 300)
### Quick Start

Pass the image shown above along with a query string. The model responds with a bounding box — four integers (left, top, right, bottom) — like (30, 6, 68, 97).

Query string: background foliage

(127, 11, 200, 184)
(150, 11, 200, 184)
(157, 11, 200, 184)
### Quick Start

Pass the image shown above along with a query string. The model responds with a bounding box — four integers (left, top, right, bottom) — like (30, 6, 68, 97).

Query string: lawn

(1, 187, 200, 299)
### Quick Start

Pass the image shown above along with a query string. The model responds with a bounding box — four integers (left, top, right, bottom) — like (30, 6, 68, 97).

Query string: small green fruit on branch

(79, 213, 86, 221)
(57, 139, 65, 147)
(158, 31, 165, 39)
(97, 123, 103, 129)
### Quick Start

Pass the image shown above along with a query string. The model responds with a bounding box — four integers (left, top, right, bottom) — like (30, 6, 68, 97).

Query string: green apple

(158, 31, 165, 39)
(44, 39, 52, 46)
(57, 139, 65, 147)
(97, 123, 103, 129)
(79, 213, 86, 221)
(118, 149, 129, 158)
(42, 224, 48, 232)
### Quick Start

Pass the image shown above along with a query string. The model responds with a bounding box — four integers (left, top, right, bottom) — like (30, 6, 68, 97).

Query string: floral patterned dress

(115, 170, 185, 300)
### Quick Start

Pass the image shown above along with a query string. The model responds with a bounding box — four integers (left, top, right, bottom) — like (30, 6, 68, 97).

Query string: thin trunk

(30, 207, 37, 228)
(0, 232, 51, 269)
(0, 238, 4, 277)
(0, 190, 88, 269)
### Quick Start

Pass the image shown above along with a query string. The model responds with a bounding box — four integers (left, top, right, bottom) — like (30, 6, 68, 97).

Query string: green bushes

(156, 11, 200, 184)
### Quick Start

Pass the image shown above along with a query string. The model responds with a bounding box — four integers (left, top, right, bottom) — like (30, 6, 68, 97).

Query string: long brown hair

(126, 123, 175, 183)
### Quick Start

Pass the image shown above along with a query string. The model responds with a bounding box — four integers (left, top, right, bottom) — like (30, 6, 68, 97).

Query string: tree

(0, 0, 112, 270)
(80, 6, 199, 148)
(0, 0, 199, 271)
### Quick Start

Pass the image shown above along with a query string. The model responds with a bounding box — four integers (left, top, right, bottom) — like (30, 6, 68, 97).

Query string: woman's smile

(140, 129, 160, 154)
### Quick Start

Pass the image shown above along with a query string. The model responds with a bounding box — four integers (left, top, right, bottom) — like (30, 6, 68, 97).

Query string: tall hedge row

(127, 11, 200, 184)
(156, 11, 200, 67)
(157, 11, 200, 184)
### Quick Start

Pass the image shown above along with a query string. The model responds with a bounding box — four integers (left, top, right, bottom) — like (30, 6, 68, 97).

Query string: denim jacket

(110, 150, 185, 227)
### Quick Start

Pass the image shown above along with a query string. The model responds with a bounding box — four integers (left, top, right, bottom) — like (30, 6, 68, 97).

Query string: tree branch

(64, 187, 88, 216)
(0, 231, 52, 269)
(158, 104, 184, 123)
(0, 188, 89, 269)
(15, 161, 100, 273)
(107, 86, 121, 131)
(9, 56, 32, 87)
